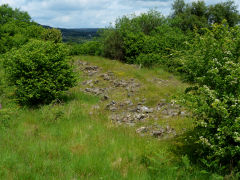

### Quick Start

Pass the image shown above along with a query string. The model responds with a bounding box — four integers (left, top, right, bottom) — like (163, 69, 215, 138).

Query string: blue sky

(1, 0, 240, 28)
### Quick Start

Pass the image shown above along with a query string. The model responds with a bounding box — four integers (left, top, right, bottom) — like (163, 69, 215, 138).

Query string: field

(0, 56, 226, 179)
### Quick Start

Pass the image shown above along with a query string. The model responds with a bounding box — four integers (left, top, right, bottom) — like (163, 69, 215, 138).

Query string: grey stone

(152, 130, 164, 137)
(101, 95, 109, 101)
(82, 80, 93, 85)
(137, 106, 154, 113)
(109, 106, 118, 112)
(136, 127, 148, 133)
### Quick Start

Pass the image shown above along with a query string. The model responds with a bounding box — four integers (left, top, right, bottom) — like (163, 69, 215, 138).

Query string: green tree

(171, 0, 240, 31)
(0, 4, 44, 54)
(208, 1, 240, 27)
(171, 0, 209, 31)
(0, 4, 30, 25)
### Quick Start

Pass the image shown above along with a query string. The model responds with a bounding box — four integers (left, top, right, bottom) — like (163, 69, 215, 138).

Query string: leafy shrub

(99, 10, 166, 62)
(123, 31, 146, 63)
(79, 41, 101, 55)
(100, 28, 125, 60)
(69, 43, 82, 55)
(3, 39, 76, 105)
(69, 41, 101, 56)
(180, 22, 240, 173)
(136, 53, 162, 67)
(41, 28, 62, 43)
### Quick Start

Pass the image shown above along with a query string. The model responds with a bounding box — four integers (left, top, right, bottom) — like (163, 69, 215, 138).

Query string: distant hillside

(60, 28, 99, 43)
(41, 25, 100, 43)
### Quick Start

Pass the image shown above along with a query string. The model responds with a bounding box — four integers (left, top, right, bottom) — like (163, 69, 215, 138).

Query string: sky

(1, 0, 240, 28)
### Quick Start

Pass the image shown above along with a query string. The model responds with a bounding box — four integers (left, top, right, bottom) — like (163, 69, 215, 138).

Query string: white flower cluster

(199, 136, 211, 147)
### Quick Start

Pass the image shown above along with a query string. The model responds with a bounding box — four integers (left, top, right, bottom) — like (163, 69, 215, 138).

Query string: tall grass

(0, 56, 229, 179)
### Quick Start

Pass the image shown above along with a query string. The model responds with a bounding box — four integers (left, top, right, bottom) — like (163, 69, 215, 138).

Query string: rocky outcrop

(75, 59, 189, 139)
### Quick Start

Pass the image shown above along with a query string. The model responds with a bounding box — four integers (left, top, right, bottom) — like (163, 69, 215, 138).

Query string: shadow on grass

(139, 129, 227, 180)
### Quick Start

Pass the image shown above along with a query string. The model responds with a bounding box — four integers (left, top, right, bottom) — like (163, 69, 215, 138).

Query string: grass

(0, 56, 228, 179)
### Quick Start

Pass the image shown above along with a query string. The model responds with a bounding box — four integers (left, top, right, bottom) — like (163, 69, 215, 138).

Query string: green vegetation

(180, 22, 240, 174)
(41, 28, 63, 43)
(0, 55, 227, 179)
(73, 0, 240, 175)
(3, 40, 76, 105)
(60, 28, 99, 43)
(0, 0, 240, 178)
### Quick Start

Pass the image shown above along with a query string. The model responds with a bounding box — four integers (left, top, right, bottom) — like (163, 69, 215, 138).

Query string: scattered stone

(106, 101, 117, 111)
(84, 66, 98, 71)
(137, 106, 154, 113)
(83, 66, 100, 76)
(109, 106, 118, 112)
(100, 72, 115, 81)
(85, 87, 107, 96)
(101, 95, 109, 101)
(110, 112, 149, 124)
(124, 100, 133, 106)
(94, 80, 99, 84)
(82, 80, 93, 85)
(77, 59, 187, 139)
(136, 127, 148, 134)
(76, 60, 88, 66)
(152, 130, 164, 137)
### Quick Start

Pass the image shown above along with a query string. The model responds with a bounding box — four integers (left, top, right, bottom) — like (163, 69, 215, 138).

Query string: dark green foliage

(136, 53, 162, 67)
(69, 41, 101, 56)
(171, 0, 209, 31)
(100, 28, 125, 60)
(171, 0, 240, 31)
(60, 28, 99, 43)
(95, 10, 189, 65)
(41, 28, 62, 43)
(0, 4, 45, 54)
(3, 40, 76, 105)
(0, 4, 30, 25)
(208, 1, 240, 27)
(180, 22, 240, 173)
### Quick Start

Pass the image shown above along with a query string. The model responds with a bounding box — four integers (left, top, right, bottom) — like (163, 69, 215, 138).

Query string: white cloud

(1, 0, 240, 28)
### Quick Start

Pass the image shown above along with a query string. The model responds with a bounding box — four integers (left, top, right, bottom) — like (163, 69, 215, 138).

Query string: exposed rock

(135, 123, 176, 139)
(114, 80, 128, 87)
(106, 101, 118, 111)
(84, 66, 99, 71)
(76, 60, 88, 66)
(82, 80, 93, 85)
(77, 59, 187, 139)
(109, 106, 118, 112)
(94, 80, 99, 84)
(84, 66, 100, 76)
(152, 130, 165, 137)
(100, 72, 115, 81)
(101, 95, 109, 101)
(136, 127, 148, 134)
(110, 112, 148, 125)
(137, 106, 154, 113)
(85, 87, 107, 96)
